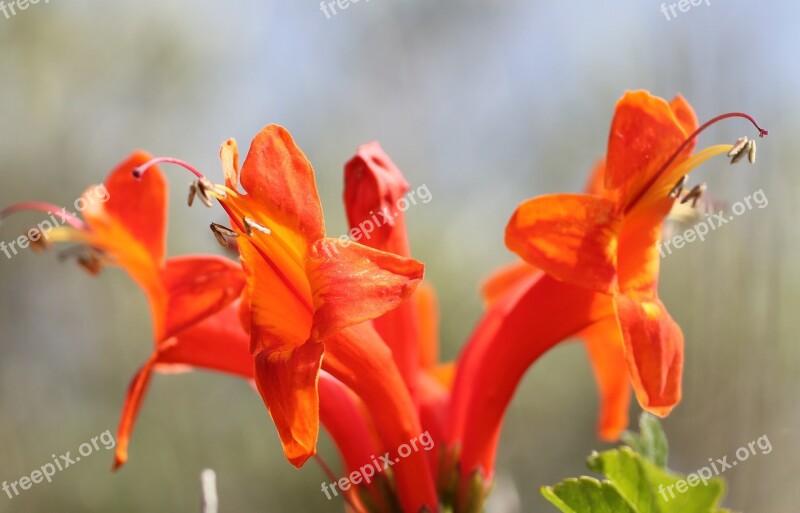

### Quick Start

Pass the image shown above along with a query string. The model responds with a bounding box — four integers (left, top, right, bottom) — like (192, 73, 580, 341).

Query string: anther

(58, 246, 105, 275)
(669, 175, 687, 198)
(188, 179, 227, 208)
(747, 140, 757, 164)
(727, 136, 749, 158)
(680, 183, 707, 208)
(77, 252, 103, 275)
(243, 217, 271, 236)
(729, 137, 757, 165)
(27, 228, 50, 252)
(210, 223, 239, 248)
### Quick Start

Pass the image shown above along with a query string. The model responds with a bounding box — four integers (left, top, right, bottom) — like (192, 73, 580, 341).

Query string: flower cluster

(1, 90, 766, 512)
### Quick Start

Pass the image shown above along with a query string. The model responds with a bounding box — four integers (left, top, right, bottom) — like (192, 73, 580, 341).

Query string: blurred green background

(0, 1, 797, 511)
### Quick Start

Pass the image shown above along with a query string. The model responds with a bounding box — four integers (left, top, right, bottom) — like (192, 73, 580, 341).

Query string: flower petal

(614, 295, 683, 417)
(220, 138, 241, 191)
(308, 239, 424, 341)
(160, 255, 246, 341)
(604, 91, 694, 206)
(617, 196, 672, 299)
(113, 354, 158, 470)
(670, 94, 699, 142)
(253, 342, 325, 468)
(344, 141, 410, 252)
(239, 125, 325, 245)
(240, 238, 314, 354)
(157, 301, 252, 378)
(84, 151, 167, 265)
(584, 158, 609, 197)
(580, 317, 632, 441)
(505, 194, 621, 293)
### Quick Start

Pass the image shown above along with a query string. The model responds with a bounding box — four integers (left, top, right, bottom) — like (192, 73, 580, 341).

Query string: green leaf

(621, 413, 669, 468)
(541, 477, 636, 513)
(541, 414, 730, 513)
(590, 447, 726, 513)
(587, 448, 658, 513)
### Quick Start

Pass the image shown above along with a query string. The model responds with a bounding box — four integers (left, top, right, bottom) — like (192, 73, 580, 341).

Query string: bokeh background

(1, 0, 797, 511)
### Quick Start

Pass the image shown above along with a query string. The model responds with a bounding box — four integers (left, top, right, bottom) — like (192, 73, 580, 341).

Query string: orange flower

(1, 153, 248, 468)
(446, 91, 766, 500)
(135, 125, 438, 511)
(505, 91, 766, 416)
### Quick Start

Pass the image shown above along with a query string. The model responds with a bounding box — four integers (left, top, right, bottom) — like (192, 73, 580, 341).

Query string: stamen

(58, 246, 105, 275)
(680, 183, 707, 208)
(625, 112, 768, 213)
(727, 136, 749, 158)
(190, 180, 214, 208)
(188, 184, 198, 208)
(210, 223, 239, 248)
(748, 140, 757, 163)
(132, 157, 206, 180)
(27, 228, 50, 252)
(729, 137, 757, 165)
(669, 176, 687, 198)
(243, 217, 271, 236)
(190, 180, 227, 208)
(78, 252, 103, 275)
(0, 202, 86, 230)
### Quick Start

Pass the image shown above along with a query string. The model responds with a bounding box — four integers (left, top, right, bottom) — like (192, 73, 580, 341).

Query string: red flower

(1, 153, 248, 468)
(446, 91, 766, 502)
(134, 126, 437, 511)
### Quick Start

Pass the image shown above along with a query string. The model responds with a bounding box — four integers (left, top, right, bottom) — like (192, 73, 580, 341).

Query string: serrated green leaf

(591, 447, 726, 513)
(587, 448, 658, 513)
(541, 477, 636, 513)
(543, 447, 728, 513)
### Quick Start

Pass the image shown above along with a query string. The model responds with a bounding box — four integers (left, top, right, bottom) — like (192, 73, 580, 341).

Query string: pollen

(243, 217, 272, 236)
(26, 228, 51, 252)
(210, 223, 239, 248)
(680, 183, 707, 208)
(189, 179, 227, 208)
(727, 136, 758, 166)
(58, 246, 105, 275)
(669, 176, 687, 198)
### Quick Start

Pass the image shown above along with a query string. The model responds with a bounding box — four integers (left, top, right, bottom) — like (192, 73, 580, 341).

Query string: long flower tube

(344, 143, 452, 488)
(343, 142, 421, 400)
